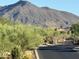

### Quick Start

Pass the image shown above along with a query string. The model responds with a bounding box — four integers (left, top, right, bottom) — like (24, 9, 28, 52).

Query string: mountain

(0, 6, 2, 8)
(0, 0, 79, 28)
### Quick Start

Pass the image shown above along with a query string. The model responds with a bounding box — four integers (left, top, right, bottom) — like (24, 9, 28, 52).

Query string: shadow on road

(38, 45, 78, 52)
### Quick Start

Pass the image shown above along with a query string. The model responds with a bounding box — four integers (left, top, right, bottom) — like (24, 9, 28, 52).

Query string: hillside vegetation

(0, 17, 59, 55)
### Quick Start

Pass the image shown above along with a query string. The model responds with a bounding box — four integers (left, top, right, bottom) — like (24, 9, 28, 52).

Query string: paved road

(37, 45, 79, 59)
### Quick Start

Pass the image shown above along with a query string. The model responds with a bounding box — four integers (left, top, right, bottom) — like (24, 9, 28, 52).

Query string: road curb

(34, 50, 40, 59)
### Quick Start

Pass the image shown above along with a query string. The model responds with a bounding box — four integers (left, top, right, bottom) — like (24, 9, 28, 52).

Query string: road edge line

(34, 49, 40, 59)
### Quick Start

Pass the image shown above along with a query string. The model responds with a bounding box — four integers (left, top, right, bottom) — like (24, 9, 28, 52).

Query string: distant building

(56, 27, 70, 32)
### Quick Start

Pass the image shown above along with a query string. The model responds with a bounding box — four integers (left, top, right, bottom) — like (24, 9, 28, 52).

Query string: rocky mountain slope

(0, 0, 79, 28)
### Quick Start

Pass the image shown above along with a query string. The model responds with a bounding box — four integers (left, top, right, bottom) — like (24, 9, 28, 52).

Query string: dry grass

(23, 50, 35, 59)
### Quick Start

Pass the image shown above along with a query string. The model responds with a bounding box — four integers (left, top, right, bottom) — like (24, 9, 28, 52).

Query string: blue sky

(0, 0, 79, 16)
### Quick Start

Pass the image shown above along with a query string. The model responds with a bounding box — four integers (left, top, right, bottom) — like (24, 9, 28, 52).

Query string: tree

(70, 23, 79, 44)
(70, 23, 79, 36)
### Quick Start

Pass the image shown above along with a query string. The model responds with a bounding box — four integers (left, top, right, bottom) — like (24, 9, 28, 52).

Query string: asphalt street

(37, 45, 79, 59)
